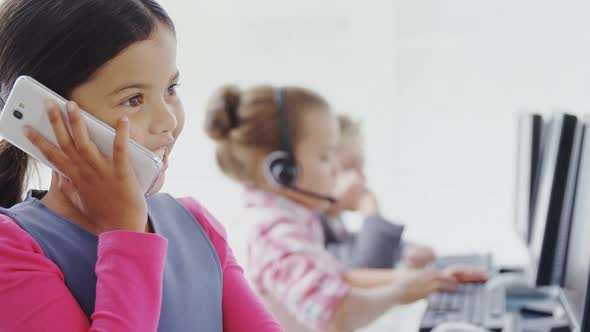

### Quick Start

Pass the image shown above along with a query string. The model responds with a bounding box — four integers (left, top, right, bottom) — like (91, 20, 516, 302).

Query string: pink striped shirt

(242, 188, 350, 331)
(0, 196, 283, 332)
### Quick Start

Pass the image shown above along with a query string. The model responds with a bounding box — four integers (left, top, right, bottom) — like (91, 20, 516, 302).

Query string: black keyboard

(420, 283, 488, 332)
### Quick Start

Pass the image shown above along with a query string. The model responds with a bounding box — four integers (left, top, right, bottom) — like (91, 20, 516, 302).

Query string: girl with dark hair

(0, 1, 282, 331)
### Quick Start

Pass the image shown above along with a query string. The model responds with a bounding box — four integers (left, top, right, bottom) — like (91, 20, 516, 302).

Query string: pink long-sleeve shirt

(242, 189, 350, 331)
(0, 196, 283, 332)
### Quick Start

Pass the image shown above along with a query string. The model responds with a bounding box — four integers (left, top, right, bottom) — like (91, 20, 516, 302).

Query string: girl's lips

(151, 145, 170, 171)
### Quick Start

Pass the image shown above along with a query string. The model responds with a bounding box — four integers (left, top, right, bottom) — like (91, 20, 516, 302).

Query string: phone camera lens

(13, 110, 23, 120)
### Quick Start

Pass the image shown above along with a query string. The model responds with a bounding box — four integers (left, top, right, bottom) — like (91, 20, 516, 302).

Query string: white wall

(388, 0, 590, 259)
(158, 0, 398, 241)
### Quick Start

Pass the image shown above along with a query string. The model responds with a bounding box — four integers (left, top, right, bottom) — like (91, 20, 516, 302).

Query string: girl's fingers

(113, 117, 131, 175)
(66, 102, 103, 166)
(45, 100, 79, 163)
(23, 125, 73, 178)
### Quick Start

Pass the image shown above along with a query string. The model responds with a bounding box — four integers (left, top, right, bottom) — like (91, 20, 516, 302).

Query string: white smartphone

(0, 76, 162, 195)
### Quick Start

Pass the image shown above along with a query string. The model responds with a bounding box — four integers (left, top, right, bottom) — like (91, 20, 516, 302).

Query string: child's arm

(330, 266, 488, 331)
(0, 214, 167, 332)
(328, 270, 457, 332)
(343, 267, 453, 288)
(343, 268, 401, 288)
(344, 266, 489, 289)
(178, 197, 283, 332)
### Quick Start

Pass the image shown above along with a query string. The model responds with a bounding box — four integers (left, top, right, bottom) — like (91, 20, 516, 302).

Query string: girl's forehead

(80, 25, 177, 91)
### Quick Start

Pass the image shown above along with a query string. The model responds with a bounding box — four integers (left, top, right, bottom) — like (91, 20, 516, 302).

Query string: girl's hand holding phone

(24, 100, 148, 233)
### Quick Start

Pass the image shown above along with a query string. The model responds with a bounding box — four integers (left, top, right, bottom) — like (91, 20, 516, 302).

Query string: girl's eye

(122, 95, 144, 107)
(168, 84, 180, 96)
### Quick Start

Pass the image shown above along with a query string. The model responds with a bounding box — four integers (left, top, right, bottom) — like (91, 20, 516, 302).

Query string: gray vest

(0, 191, 223, 331)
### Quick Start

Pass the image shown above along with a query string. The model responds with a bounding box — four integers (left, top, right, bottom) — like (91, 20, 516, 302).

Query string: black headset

(263, 87, 336, 203)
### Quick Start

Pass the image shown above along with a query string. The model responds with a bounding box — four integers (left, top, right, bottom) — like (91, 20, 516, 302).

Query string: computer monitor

(562, 117, 590, 332)
(563, 116, 590, 331)
(529, 113, 581, 286)
(514, 113, 544, 245)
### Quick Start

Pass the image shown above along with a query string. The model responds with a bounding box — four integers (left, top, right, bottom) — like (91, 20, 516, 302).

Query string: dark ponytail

(0, 141, 28, 208)
(0, 0, 175, 207)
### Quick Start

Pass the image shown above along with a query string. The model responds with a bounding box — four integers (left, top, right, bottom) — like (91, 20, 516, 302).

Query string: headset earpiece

(264, 150, 298, 187)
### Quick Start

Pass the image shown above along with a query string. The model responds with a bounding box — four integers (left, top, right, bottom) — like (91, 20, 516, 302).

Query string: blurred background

(30, 0, 590, 262)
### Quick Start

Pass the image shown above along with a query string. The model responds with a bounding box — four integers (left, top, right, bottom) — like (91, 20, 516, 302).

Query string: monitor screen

(514, 113, 543, 245)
